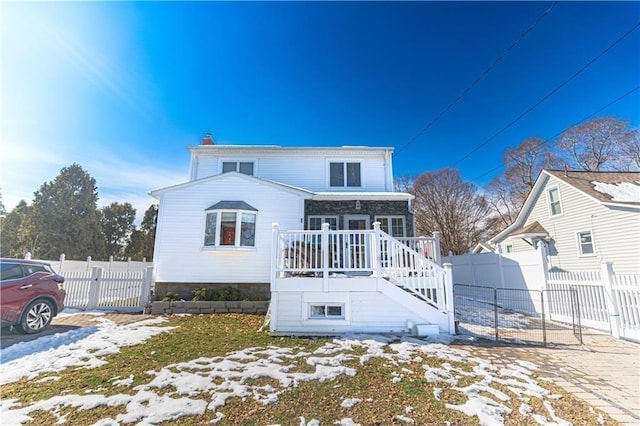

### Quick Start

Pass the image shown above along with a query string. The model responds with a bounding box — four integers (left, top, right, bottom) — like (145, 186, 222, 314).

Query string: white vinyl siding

(153, 174, 309, 283)
(498, 176, 640, 274)
(189, 148, 391, 191)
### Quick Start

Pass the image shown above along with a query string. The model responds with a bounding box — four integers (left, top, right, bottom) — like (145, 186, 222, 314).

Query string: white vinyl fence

(445, 245, 640, 342)
(62, 266, 153, 312)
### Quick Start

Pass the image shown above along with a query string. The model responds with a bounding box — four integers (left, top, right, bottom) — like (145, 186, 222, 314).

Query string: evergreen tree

(30, 164, 105, 259)
(126, 204, 158, 260)
(0, 200, 35, 257)
(101, 202, 136, 260)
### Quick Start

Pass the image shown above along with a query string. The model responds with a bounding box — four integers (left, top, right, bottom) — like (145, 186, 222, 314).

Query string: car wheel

(16, 299, 54, 334)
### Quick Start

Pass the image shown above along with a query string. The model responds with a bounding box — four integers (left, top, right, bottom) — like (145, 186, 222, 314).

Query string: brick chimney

(202, 133, 215, 145)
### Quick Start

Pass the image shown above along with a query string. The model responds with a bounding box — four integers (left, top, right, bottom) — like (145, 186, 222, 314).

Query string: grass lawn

(0, 313, 617, 425)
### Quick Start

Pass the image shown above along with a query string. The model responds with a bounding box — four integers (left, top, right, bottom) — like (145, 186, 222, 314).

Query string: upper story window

(204, 201, 257, 248)
(222, 161, 254, 176)
(329, 161, 361, 188)
(547, 186, 563, 216)
(577, 231, 595, 256)
(375, 216, 406, 237)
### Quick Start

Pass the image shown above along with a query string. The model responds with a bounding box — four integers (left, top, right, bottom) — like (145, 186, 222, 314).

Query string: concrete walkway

(453, 330, 640, 425)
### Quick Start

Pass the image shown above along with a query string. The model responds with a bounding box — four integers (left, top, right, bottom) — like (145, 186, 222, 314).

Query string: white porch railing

(272, 222, 453, 313)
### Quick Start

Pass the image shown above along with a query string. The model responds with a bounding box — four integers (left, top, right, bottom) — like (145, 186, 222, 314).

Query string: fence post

(87, 267, 102, 309)
(601, 262, 621, 338)
(495, 244, 505, 289)
(86, 256, 92, 272)
(322, 223, 330, 292)
(25, 252, 32, 260)
(443, 263, 456, 334)
(59, 253, 65, 273)
(140, 266, 153, 308)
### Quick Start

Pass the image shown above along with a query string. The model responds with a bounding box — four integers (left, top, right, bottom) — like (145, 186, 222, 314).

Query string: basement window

(309, 304, 344, 319)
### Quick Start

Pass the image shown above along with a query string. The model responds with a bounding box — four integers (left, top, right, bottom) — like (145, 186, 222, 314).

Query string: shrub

(162, 292, 181, 302)
(191, 286, 244, 301)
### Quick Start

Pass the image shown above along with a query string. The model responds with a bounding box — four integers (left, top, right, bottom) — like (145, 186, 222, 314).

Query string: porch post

(270, 223, 279, 293)
(601, 262, 621, 338)
(373, 222, 382, 290)
(322, 223, 330, 292)
(433, 231, 441, 265)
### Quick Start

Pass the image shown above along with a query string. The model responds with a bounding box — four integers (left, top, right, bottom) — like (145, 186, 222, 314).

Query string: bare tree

(556, 117, 637, 171)
(412, 168, 492, 255)
(486, 137, 558, 233)
(620, 127, 640, 170)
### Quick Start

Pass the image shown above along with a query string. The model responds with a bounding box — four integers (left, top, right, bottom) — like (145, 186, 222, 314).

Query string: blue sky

(2, 1, 638, 221)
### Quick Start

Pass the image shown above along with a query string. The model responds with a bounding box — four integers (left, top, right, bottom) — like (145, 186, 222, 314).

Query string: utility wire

(452, 21, 640, 167)
(394, 1, 559, 157)
(471, 85, 640, 183)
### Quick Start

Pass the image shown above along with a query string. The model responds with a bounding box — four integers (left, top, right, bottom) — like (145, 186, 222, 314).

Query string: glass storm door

(344, 215, 370, 270)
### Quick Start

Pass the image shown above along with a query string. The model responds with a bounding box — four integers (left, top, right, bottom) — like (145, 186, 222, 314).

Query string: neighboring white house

(489, 169, 640, 274)
(150, 135, 455, 336)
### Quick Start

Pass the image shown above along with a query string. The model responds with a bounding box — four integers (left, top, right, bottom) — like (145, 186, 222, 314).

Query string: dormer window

(329, 161, 361, 188)
(204, 201, 257, 248)
(222, 161, 254, 176)
(547, 186, 562, 216)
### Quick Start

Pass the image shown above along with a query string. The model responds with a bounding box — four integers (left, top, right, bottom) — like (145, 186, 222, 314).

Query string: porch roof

(311, 192, 413, 201)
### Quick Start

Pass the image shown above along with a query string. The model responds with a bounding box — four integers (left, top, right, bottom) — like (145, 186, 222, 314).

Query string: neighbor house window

(204, 201, 257, 248)
(309, 304, 344, 319)
(505, 244, 514, 253)
(375, 216, 406, 237)
(222, 161, 254, 176)
(329, 161, 361, 187)
(308, 216, 338, 230)
(547, 186, 562, 216)
(577, 231, 595, 256)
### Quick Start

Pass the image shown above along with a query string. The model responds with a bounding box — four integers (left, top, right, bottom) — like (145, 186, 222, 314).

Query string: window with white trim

(309, 304, 344, 319)
(577, 231, 595, 256)
(222, 161, 254, 176)
(547, 186, 562, 216)
(204, 210, 256, 247)
(375, 216, 406, 237)
(505, 244, 514, 253)
(329, 161, 361, 187)
(308, 216, 338, 230)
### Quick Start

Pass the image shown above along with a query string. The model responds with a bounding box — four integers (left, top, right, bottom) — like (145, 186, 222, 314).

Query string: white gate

(63, 266, 153, 312)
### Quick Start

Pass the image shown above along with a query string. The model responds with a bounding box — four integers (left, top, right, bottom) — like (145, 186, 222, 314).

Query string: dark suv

(0, 258, 66, 334)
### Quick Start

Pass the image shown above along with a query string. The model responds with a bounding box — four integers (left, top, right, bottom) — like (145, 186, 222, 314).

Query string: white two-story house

(150, 135, 454, 336)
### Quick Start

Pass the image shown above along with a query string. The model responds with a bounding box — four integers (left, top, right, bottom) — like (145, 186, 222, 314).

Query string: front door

(344, 215, 370, 271)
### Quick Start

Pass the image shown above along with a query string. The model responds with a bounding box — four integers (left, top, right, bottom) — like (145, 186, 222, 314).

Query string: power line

(452, 21, 640, 167)
(394, 2, 559, 157)
(471, 85, 640, 183)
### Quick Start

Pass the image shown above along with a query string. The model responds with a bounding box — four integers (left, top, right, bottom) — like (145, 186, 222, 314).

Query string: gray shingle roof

(545, 170, 640, 206)
(205, 201, 258, 211)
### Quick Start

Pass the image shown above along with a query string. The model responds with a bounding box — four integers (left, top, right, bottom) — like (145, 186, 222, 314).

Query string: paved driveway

(1, 313, 152, 350)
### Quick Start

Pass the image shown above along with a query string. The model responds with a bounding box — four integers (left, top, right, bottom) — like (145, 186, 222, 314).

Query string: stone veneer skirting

(148, 300, 270, 315)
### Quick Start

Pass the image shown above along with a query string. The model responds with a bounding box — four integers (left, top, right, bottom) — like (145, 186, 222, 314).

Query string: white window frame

(307, 216, 339, 230)
(546, 185, 563, 217)
(203, 209, 257, 249)
(375, 215, 406, 237)
(576, 230, 596, 257)
(308, 304, 345, 319)
(326, 159, 364, 189)
(220, 159, 257, 176)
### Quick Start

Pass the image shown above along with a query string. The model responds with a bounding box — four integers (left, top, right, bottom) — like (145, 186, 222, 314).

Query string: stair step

(414, 323, 439, 336)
